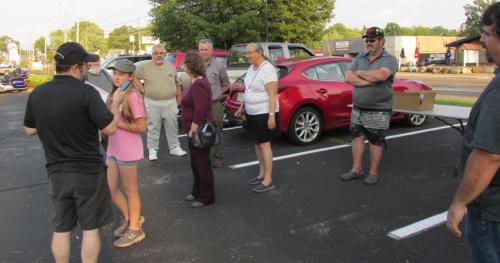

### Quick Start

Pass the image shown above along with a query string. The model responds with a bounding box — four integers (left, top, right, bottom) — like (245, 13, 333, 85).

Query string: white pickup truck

(225, 42, 315, 84)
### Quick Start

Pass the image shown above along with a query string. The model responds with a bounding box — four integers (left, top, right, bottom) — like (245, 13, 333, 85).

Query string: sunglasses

(365, 39, 378, 43)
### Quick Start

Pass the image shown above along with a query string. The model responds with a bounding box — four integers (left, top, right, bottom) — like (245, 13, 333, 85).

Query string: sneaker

(185, 194, 195, 201)
(252, 183, 276, 193)
(148, 149, 158, 161)
(212, 159, 224, 168)
(364, 174, 380, 185)
(340, 170, 364, 181)
(191, 201, 206, 208)
(113, 228, 145, 248)
(113, 216, 145, 238)
(246, 177, 263, 185)
(170, 146, 187, 156)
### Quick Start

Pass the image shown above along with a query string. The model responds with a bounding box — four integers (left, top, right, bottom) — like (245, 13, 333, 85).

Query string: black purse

(192, 122, 221, 148)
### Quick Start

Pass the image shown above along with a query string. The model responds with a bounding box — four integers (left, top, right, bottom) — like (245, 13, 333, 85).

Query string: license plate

(237, 92, 244, 102)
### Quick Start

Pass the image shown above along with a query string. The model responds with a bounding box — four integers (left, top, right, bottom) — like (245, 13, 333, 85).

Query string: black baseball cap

(362, 27, 384, 38)
(54, 42, 99, 65)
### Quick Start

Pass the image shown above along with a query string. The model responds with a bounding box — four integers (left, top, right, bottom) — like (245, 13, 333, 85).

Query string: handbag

(192, 122, 221, 148)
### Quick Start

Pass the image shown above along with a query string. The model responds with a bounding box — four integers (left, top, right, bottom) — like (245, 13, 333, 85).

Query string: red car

(225, 56, 430, 145)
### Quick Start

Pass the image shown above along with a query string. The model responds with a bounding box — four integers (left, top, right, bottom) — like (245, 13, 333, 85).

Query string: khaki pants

(211, 101, 224, 162)
(145, 97, 180, 151)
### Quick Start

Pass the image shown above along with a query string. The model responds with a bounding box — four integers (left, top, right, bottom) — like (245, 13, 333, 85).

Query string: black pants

(188, 139, 215, 204)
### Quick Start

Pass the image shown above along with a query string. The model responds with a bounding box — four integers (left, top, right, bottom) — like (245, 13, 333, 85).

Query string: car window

(304, 62, 344, 81)
(276, 66, 292, 80)
(228, 46, 248, 66)
(214, 55, 228, 65)
(106, 59, 117, 69)
(268, 46, 284, 62)
(289, 46, 314, 58)
(339, 61, 352, 72)
(166, 54, 176, 64)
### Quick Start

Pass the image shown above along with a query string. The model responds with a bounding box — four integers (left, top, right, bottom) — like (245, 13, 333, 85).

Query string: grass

(434, 98, 476, 107)
(27, 74, 53, 89)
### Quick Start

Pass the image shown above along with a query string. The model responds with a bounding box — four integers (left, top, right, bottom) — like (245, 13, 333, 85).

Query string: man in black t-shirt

(23, 42, 124, 263)
(447, 3, 500, 262)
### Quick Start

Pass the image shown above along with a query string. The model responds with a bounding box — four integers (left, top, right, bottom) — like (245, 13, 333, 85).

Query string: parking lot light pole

(265, 0, 268, 42)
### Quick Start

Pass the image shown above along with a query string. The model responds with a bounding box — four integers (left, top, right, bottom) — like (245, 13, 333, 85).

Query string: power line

(89, 1, 149, 22)
(100, 16, 150, 29)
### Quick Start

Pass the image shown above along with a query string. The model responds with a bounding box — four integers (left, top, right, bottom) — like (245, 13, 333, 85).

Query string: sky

(1, 0, 474, 49)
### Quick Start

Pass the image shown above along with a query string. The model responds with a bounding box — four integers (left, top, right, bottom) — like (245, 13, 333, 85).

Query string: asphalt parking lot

(1, 92, 470, 263)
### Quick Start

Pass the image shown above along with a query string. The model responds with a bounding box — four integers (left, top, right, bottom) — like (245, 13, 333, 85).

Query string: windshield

(227, 46, 249, 67)
(101, 57, 115, 68)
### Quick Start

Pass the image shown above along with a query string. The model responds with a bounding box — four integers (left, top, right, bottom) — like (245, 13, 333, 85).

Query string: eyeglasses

(365, 39, 378, 43)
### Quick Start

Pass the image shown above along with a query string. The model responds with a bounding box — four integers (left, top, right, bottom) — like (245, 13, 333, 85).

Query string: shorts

(350, 107, 391, 147)
(246, 113, 281, 144)
(49, 171, 113, 232)
(106, 156, 138, 166)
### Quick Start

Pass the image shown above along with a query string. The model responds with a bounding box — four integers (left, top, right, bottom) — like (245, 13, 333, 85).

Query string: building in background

(323, 36, 462, 66)
(445, 35, 491, 67)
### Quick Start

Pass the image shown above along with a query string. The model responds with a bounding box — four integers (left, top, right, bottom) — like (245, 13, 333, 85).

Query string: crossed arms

(345, 68, 392, 87)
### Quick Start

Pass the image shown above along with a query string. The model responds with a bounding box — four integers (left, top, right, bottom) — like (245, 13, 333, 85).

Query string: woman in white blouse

(235, 43, 279, 193)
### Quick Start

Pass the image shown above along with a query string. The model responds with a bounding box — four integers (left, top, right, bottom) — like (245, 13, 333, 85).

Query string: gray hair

(152, 43, 166, 52)
(198, 39, 213, 49)
(247, 43, 264, 57)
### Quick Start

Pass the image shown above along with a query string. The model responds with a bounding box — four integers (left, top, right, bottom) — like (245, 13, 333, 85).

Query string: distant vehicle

(225, 42, 315, 84)
(225, 56, 430, 145)
(102, 54, 152, 74)
(0, 63, 17, 75)
(0, 68, 27, 93)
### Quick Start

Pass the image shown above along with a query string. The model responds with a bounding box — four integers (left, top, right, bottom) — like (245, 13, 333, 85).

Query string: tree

(150, 0, 335, 50)
(462, 0, 498, 36)
(34, 36, 46, 52)
(0, 36, 19, 52)
(324, 23, 362, 40)
(384, 22, 402, 36)
(108, 25, 134, 50)
(69, 21, 107, 54)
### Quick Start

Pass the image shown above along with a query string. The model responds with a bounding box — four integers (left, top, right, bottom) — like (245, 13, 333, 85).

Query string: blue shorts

(106, 156, 138, 166)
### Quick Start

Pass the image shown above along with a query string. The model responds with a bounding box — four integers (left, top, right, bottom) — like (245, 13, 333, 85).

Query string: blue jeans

(466, 207, 500, 263)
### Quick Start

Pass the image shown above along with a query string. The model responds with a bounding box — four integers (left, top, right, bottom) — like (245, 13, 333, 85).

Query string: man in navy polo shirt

(24, 42, 124, 263)
(340, 27, 398, 185)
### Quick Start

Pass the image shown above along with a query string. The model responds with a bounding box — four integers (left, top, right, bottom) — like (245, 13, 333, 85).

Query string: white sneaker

(169, 146, 187, 156)
(148, 149, 158, 161)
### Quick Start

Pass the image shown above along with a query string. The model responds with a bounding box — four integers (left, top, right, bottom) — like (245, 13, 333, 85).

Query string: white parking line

(178, 126, 243, 138)
(387, 211, 447, 240)
(229, 124, 461, 169)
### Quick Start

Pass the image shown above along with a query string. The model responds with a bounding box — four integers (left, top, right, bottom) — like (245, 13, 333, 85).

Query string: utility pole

(265, 0, 268, 42)
(137, 18, 141, 54)
(76, 0, 80, 43)
(64, 0, 68, 42)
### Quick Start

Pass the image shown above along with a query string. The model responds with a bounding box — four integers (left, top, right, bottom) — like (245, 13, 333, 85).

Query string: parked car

(226, 42, 315, 84)
(102, 54, 152, 74)
(225, 56, 430, 145)
(166, 50, 229, 91)
(0, 68, 27, 93)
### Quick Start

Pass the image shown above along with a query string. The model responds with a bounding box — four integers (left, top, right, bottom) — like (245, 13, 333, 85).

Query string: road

(1, 90, 472, 263)
(396, 72, 492, 98)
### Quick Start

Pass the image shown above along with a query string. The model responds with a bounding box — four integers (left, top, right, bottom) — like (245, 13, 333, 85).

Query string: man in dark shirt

(447, 3, 500, 262)
(24, 42, 124, 263)
(340, 27, 398, 185)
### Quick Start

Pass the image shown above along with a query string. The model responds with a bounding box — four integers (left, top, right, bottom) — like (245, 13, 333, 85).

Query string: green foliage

(69, 21, 107, 54)
(323, 23, 362, 39)
(384, 22, 461, 36)
(435, 98, 475, 107)
(108, 25, 134, 50)
(462, 0, 498, 36)
(150, 0, 335, 50)
(0, 36, 19, 52)
(34, 37, 46, 53)
(27, 74, 53, 89)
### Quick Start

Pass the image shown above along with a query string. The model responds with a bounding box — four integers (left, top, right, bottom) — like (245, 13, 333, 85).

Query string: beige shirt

(135, 61, 181, 100)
